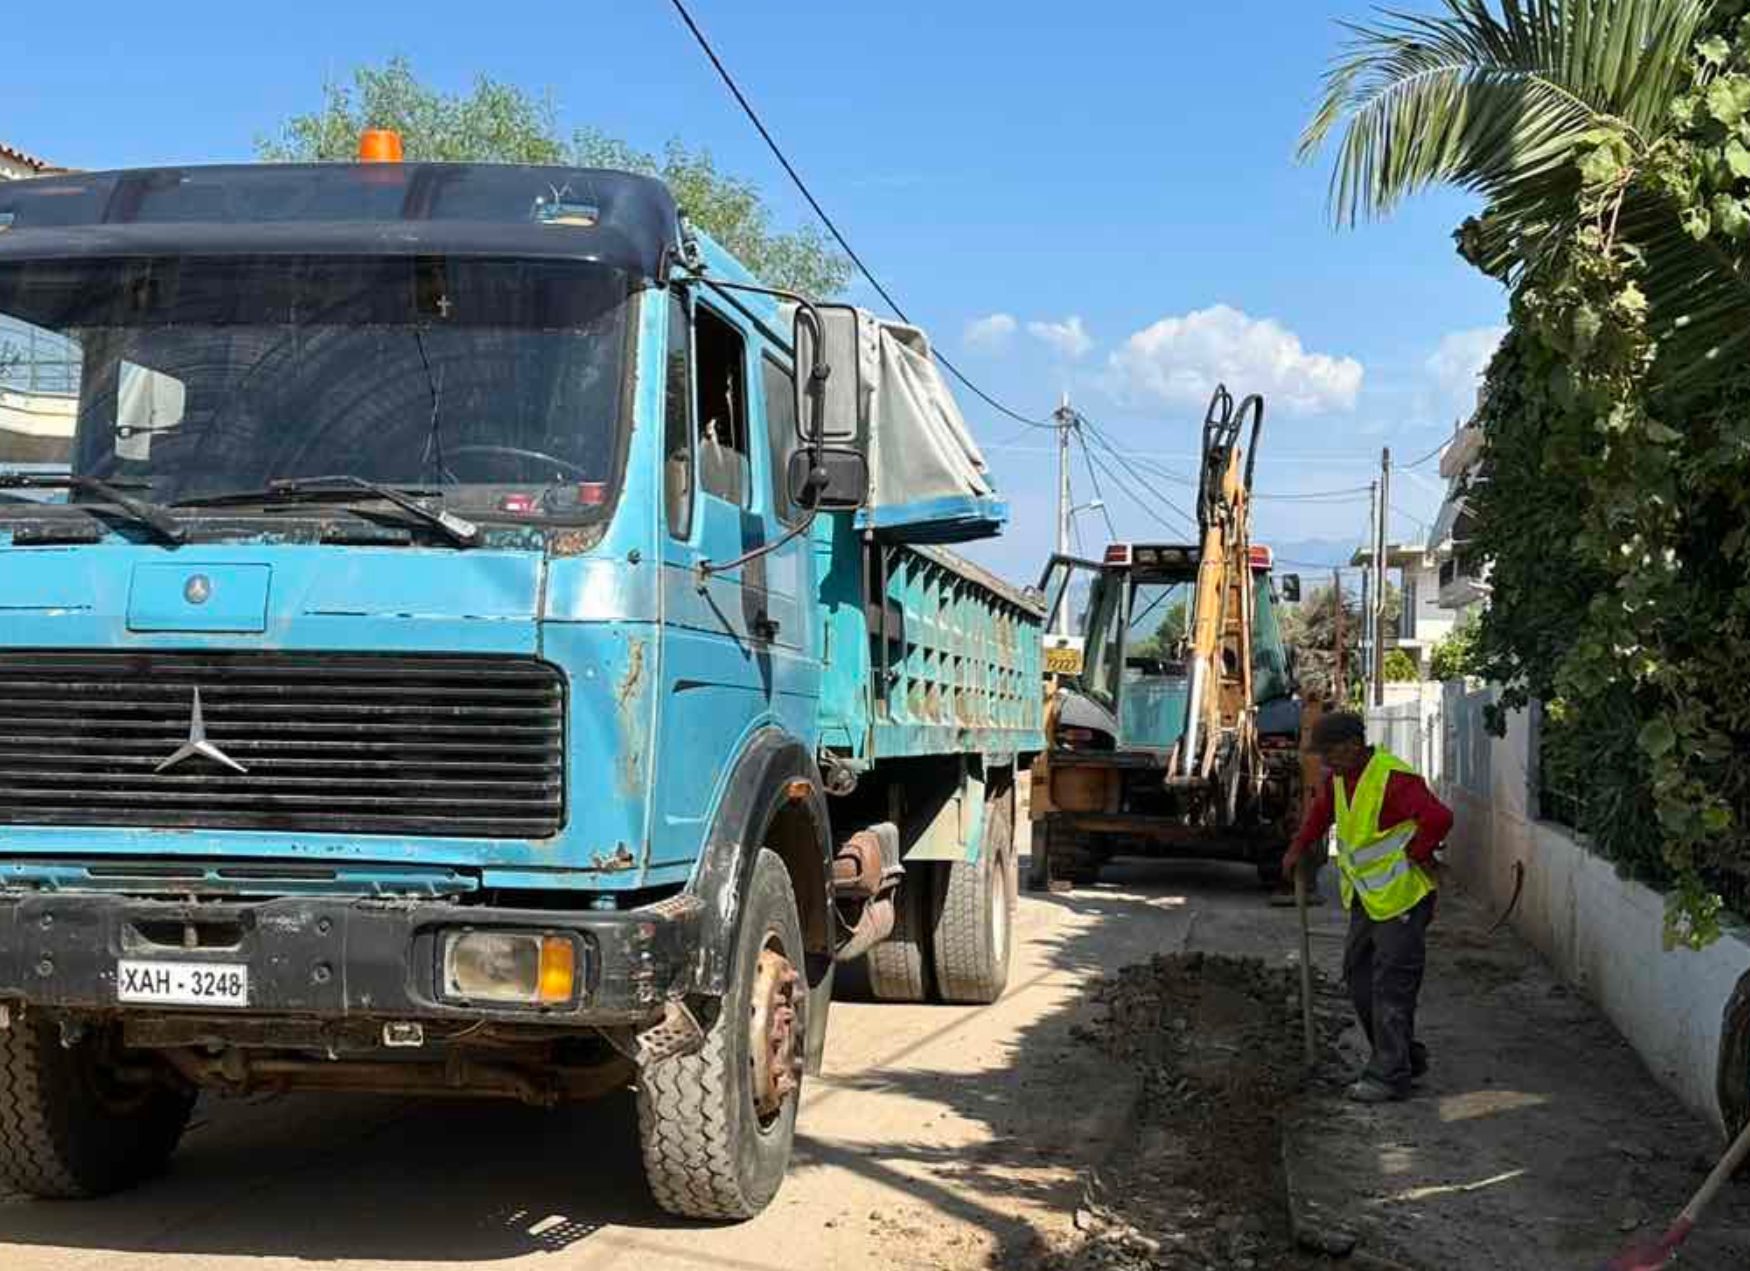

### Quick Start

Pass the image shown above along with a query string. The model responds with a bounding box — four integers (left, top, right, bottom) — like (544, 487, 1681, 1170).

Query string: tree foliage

(1428, 610, 1481, 681)
(1280, 583, 1361, 701)
(1130, 599, 1188, 660)
(1306, 0, 1750, 945)
(1384, 648, 1422, 682)
(258, 58, 852, 297)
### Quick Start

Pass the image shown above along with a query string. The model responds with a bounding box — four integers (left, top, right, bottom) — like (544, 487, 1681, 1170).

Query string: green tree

(1428, 610, 1480, 682)
(1279, 583, 1360, 701)
(1383, 648, 1421, 682)
(1130, 599, 1188, 659)
(258, 58, 852, 297)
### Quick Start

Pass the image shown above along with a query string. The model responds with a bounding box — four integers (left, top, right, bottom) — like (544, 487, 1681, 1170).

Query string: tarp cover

(850, 311, 1008, 543)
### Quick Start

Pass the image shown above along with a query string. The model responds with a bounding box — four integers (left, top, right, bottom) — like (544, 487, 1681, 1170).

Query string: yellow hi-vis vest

(1333, 749, 1436, 921)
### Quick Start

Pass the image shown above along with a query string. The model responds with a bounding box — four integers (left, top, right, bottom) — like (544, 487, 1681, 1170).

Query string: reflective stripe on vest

(1333, 749, 1435, 921)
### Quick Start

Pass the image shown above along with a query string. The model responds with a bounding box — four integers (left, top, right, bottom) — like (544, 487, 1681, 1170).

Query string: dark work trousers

(1342, 891, 1436, 1094)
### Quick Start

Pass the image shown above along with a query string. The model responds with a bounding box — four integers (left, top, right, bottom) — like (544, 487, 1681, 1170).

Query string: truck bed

(815, 522, 1045, 764)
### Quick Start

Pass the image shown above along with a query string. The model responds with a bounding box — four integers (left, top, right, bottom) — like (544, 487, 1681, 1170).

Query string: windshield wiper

(0, 473, 186, 546)
(175, 475, 480, 548)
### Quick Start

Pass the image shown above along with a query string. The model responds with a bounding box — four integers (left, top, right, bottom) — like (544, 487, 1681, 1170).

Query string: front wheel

(0, 1017, 195, 1198)
(637, 848, 806, 1220)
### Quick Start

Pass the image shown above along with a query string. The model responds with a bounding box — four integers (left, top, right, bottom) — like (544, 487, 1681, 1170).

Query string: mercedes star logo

(155, 687, 247, 774)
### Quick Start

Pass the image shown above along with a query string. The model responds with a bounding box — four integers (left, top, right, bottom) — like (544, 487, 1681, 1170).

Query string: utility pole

(1054, 393, 1075, 636)
(1373, 447, 1391, 707)
(1360, 481, 1375, 706)
(1331, 567, 1346, 704)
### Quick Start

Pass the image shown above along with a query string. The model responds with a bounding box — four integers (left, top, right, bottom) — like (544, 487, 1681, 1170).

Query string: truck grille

(0, 652, 565, 837)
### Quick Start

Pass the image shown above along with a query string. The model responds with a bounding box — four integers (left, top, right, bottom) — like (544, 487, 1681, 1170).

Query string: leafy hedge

(1465, 7, 1750, 946)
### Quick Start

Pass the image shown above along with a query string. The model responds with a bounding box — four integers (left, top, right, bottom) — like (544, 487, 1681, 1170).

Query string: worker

(1281, 711, 1453, 1103)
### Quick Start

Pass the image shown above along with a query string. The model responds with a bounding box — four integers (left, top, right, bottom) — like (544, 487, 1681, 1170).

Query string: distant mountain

(1258, 538, 1360, 571)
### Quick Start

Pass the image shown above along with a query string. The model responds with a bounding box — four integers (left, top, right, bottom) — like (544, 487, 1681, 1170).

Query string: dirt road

(0, 853, 1205, 1271)
(7, 850, 1750, 1271)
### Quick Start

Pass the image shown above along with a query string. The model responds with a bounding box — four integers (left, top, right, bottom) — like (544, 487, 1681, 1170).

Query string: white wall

(1403, 561, 1455, 648)
(1442, 684, 1750, 1131)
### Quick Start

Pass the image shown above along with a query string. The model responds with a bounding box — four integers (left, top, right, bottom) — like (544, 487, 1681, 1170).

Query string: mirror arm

(696, 505, 820, 586)
(677, 270, 834, 582)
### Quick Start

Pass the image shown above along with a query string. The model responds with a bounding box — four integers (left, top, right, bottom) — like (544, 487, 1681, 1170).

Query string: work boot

(1345, 1077, 1405, 1104)
(1410, 1045, 1430, 1082)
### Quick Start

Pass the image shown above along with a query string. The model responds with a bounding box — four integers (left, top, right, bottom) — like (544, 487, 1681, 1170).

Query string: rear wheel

(866, 864, 933, 1003)
(0, 1016, 195, 1198)
(932, 775, 1017, 1004)
(637, 848, 805, 1220)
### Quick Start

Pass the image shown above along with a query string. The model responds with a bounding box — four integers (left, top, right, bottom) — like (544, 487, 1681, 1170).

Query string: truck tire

(866, 864, 933, 1002)
(0, 1016, 194, 1198)
(637, 847, 806, 1221)
(931, 777, 1017, 1004)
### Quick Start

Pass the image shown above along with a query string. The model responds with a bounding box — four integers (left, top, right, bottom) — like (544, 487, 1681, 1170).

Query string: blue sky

(4, 0, 1506, 584)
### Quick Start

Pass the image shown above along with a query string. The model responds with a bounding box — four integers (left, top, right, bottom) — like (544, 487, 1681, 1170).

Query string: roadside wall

(1434, 683, 1750, 1132)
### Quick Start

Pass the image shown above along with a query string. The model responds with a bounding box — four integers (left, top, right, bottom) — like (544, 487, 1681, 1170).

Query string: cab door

(652, 290, 812, 870)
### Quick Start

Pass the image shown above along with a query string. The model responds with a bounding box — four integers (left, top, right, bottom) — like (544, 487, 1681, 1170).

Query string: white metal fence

(1365, 684, 1445, 785)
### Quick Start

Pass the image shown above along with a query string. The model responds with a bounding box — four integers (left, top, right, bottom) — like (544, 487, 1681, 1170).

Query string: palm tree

(1299, 0, 1750, 385)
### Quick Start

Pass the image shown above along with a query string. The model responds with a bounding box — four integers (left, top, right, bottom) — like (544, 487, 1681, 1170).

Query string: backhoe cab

(1029, 387, 1305, 889)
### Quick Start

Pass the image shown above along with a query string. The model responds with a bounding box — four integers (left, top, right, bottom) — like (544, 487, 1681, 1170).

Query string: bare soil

(1041, 951, 1346, 1271)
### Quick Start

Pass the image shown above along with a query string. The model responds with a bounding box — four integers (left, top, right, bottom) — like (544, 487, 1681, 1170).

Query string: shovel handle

(1294, 858, 1316, 1068)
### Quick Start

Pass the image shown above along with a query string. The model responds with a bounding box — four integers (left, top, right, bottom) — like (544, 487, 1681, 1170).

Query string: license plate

(117, 959, 249, 1008)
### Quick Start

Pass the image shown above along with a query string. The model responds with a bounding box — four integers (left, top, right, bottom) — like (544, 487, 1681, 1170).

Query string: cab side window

(664, 291, 694, 540)
(693, 305, 749, 507)
(762, 355, 798, 525)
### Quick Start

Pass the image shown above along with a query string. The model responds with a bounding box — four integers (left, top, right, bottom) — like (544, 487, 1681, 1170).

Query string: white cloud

(1105, 305, 1364, 416)
(964, 312, 1018, 351)
(1027, 315, 1094, 360)
(1424, 326, 1505, 416)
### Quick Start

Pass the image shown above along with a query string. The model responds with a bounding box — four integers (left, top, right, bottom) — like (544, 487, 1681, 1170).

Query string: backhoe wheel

(866, 863, 933, 1002)
(1038, 817, 1104, 888)
(0, 1016, 195, 1198)
(932, 776, 1018, 1005)
(1026, 816, 1052, 892)
(637, 847, 805, 1220)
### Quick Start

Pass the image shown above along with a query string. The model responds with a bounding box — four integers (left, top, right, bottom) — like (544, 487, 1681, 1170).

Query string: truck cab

(0, 151, 1040, 1218)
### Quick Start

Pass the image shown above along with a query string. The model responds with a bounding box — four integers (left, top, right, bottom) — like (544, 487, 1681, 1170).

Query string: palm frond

(1300, 0, 1712, 226)
(1615, 187, 1750, 394)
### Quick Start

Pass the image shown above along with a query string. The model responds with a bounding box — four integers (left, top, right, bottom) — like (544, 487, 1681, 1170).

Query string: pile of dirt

(1048, 952, 1350, 1271)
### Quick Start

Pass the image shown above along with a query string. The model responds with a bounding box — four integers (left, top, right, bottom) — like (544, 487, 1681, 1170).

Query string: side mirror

(1279, 573, 1301, 603)
(788, 447, 868, 512)
(792, 304, 864, 447)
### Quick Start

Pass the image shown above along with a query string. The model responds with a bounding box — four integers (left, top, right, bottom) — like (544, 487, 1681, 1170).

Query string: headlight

(441, 930, 578, 1006)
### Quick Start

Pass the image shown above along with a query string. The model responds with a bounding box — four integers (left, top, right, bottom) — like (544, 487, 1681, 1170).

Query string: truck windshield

(0, 255, 633, 518)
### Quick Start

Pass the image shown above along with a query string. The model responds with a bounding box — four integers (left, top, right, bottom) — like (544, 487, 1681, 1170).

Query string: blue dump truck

(0, 148, 1041, 1219)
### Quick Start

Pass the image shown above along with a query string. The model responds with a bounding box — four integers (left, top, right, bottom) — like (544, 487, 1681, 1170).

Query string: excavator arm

(1176, 387, 1264, 807)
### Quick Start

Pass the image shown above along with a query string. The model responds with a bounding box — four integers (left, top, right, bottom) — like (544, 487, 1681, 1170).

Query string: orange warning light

(357, 129, 404, 163)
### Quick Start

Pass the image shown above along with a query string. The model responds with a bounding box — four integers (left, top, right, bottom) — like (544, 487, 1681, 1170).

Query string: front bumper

(0, 891, 704, 1027)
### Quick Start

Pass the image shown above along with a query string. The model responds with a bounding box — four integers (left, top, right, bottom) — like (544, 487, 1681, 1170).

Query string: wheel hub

(749, 944, 801, 1124)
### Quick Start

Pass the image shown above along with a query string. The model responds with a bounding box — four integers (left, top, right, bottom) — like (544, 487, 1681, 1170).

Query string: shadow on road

(0, 851, 1265, 1267)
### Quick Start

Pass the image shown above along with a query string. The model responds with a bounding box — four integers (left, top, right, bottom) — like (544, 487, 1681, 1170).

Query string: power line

(1073, 425, 1120, 541)
(1254, 483, 1372, 502)
(1081, 437, 1198, 538)
(1400, 434, 1451, 471)
(1075, 414, 1200, 530)
(665, 0, 1054, 431)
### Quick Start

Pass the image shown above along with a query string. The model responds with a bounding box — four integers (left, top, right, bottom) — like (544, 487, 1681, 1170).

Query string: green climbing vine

(1466, 9, 1750, 947)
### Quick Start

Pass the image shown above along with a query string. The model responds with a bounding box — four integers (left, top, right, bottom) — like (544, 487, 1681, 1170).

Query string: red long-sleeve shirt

(1289, 765, 1453, 865)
